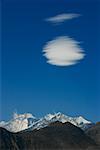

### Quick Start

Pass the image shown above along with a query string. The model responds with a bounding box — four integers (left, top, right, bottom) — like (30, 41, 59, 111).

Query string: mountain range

(0, 112, 100, 150)
(0, 112, 94, 132)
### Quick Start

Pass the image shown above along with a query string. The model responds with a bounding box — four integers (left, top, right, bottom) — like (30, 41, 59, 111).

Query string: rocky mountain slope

(85, 122, 100, 146)
(0, 121, 100, 150)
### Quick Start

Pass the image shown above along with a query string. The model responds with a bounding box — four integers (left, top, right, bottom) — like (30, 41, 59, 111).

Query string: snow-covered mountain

(0, 113, 38, 133)
(0, 112, 93, 133)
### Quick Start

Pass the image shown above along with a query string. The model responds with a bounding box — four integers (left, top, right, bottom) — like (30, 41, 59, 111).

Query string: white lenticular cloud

(46, 13, 80, 24)
(43, 36, 85, 66)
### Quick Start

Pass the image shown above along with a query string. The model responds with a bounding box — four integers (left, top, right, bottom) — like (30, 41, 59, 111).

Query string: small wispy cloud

(45, 13, 80, 24)
(43, 36, 85, 66)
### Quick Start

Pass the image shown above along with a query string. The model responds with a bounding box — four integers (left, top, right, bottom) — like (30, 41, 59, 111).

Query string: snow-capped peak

(44, 113, 55, 120)
(44, 113, 91, 125)
(44, 112, 63, 120)
(74, 116, 91, 125)
(0, 112, 37, 133)
(13, 112, 35, 120)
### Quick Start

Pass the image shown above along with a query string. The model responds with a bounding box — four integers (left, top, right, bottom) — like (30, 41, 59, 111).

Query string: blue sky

(1, 0, 100, 122)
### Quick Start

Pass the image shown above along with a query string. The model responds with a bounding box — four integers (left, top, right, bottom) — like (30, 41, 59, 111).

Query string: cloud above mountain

(45, 13, 80, 24)
(43, 36, 85, 66)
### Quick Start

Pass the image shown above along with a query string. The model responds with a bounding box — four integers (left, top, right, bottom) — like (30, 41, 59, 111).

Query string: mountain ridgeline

(0, 112, 94, 132)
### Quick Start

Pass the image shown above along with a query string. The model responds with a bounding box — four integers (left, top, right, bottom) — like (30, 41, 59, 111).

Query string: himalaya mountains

(0, 112, 93, 132)
(0, 112, 100, 150)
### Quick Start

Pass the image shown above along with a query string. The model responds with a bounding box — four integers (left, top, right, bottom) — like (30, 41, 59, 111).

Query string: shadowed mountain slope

(0, 122, 99, 150)
(85, 122, 100, 146)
